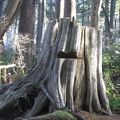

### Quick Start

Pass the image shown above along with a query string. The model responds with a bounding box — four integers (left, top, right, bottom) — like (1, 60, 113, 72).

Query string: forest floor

(79, 110, 120, 120)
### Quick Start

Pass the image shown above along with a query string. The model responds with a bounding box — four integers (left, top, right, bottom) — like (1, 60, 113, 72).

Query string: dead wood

(0, 18, 111, 120)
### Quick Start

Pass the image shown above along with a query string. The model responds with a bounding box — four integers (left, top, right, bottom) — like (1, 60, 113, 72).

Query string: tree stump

(0, 18, 111, 119)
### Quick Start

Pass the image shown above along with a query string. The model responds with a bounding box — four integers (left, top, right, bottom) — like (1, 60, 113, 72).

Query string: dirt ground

(79, 111, 120, 120)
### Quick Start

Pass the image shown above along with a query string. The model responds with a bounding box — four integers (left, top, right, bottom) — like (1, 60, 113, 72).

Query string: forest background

(0, 0, 120, 119)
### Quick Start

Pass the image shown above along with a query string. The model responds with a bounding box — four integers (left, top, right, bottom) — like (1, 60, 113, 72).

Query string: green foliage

(103, 42, 120, 79)
(103, 42, 120, 111)
(0, 47, 14, 65)
(104, 79, 120, 111)
(105, 79, 115, 95)
(109, 97, 120, 111)
(12, 69, 26, 81)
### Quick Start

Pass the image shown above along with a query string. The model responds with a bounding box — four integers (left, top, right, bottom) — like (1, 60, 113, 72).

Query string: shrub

(0, 47, 15, 65)
(103, 42, 120, 111)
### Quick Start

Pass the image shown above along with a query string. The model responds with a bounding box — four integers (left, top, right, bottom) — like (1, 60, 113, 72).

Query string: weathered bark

(97, 30, 111, 114)
(90, 0, 102, 28)
(55, 0, 64, 20)
(82, 0, 85, 25)
(36, 0, 46, 61)
(0, 18, 111, 119)
(64, 0, 76, 21)
(49, 0, 53, 20)
(0, 0, 23, 55)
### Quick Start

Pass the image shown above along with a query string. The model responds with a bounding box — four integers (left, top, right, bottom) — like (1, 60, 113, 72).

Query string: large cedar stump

(0, 18, 111, 119)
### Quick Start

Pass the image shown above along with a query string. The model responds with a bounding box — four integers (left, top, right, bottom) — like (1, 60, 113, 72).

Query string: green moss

(24, 110, 77, 120)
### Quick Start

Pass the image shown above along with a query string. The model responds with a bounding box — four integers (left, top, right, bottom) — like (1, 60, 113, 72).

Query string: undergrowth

(103, 42, 120, 112)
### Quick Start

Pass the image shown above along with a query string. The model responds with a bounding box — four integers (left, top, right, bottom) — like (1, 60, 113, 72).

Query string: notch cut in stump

(57, 19, 83, 59)
(57, 51, 83, 59)
(0, 18, 111, 120)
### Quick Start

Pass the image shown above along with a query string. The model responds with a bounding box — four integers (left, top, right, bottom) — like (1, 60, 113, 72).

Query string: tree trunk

(0, 18, 111, 120)
(49, 0, 53, 20)
(0, 0, 4, 16)
(105, 0, 110, 35)
(16, 0, 35, 70)
(110, 0, 116, 29)
(0, 0, 23, 55)
(36, 0, 46, 62)
(55, 0, 64, 20)
(64, 0, 76, 21)
(119, 4, 120, 38)
(82, 0, 84, 25)
(101, 0, 115, 45)
(90, 0, 102, 28)
(102, 2, 111, 46)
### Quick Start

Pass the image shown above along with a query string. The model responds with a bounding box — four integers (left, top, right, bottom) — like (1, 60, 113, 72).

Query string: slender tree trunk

(87, 1, 90, 25)
(17, 0, 35, 70)
(102, 0, 111, 46)
(49, 0, 53, 20)
(105, 0, 110, 34)
(0, 0, 4, 16)
(64, 0, 76, 21)
(55, 0, 64, 20)
(0, 0, 23, 55)
(36, 0, 46, 62)
(110, 0, 116, 29)
(82, 0, 84, 25)
(90, 0, 102, 28)
(119, 5, 120, 38)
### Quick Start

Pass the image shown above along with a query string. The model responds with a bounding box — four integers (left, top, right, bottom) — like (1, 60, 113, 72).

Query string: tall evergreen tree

(55, 0, 64, 19)
(17, 0, 35, 70)
(36, 0, 46, 62)
(0, 0, 4, 16)
(64, 0, 76, 20)
(90, 0, 102, 28)
(110, 0, 116, 29)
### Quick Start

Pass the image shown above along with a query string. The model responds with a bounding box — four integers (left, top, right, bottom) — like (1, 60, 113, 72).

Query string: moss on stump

(17, 110, 77, 120)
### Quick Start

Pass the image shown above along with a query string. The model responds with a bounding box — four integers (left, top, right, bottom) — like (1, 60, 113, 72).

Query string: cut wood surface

(57, 19, 83, 59)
